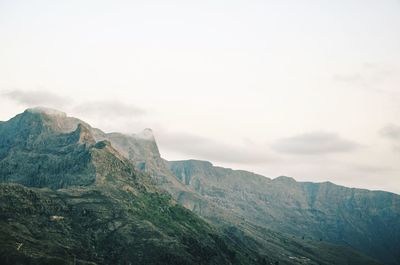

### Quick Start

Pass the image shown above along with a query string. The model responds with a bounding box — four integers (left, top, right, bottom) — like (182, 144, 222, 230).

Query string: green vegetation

(0, 183, 266, 265)
(0, 108, 391, 265)
(168, 160, 400, 265)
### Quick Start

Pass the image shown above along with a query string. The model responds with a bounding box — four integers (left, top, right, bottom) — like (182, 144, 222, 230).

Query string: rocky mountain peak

(20, 107, 87, 133)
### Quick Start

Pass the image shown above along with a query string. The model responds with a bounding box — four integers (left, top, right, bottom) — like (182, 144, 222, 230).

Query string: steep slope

(0, 109, 266, 265)
(0, 108, 388, 265)
(102, 130, 188, 197)
(0, 109, 96, 188)
(0, 183, 264, 265)
(86, 129, 389, 265)
(168, 160, 400, 265)
(0, 107, 187, 193)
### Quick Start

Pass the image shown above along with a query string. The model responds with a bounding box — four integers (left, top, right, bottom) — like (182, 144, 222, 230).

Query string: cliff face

(0, 108, 185, 191)
(0, 110, 96, 189)
(103, 131, 188, 197)
(168, 160, 400, 265)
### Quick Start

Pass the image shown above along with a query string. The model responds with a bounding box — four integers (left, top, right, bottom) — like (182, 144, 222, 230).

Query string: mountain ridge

(167, 159, 400, 265)
(0, 108, 273, 265)
(0, 107, 396, 265)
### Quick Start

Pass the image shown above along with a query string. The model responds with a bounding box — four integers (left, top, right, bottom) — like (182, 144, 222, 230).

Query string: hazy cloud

(73, 101, 146, 118)
(2, 89, 145, 120)
(2, 89, 69, 106)
(380, 124, 400, 152)
(380, 124, 400, 140)
(157, 131, 271, 164)
(333, 63, 397, 94)
(271, 132, 360, 155)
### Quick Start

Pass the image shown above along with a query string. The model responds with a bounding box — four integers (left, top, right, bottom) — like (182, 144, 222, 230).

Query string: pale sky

(1, 0, 400, 193)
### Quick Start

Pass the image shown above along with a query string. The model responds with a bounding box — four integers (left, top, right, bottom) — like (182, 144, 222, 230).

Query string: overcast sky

(1, 0, 400, 193)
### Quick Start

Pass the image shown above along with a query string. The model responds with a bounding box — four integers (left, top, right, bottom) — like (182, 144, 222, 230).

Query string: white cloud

(73, 101, 146, 118)
(380, 124, 400, 140)
(271, 132, 360, 155)
(2, 89, 69, 107)
(157, 131, 272, 165)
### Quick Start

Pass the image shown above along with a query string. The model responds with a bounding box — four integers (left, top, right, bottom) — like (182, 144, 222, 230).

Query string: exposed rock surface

(168, 160, 400, 265)
(0, 110, 96, 189)
(0, 108, 394, 265)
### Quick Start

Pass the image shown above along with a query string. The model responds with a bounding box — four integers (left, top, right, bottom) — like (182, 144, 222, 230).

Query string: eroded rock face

(0, 110, 96, 189)
(168, 160, 400, 265)
(0, 108, 184, 191)
(104, 131, 189, 197)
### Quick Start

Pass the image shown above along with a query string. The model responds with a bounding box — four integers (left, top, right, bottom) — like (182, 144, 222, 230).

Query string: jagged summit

(0, 108, 186, 195)
(16, 107, 160, 150)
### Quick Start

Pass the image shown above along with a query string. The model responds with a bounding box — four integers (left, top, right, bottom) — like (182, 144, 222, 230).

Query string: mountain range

(0, 107, 399, 265)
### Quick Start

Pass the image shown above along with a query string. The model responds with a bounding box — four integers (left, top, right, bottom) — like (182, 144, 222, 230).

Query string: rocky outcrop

(0, 111, 96, 189)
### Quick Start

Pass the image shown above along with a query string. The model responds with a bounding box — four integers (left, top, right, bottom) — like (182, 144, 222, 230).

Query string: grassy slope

(0, 183, 268, 265)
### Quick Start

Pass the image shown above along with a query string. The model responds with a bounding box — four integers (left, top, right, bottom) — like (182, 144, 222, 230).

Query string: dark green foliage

(0, 184, 265, 265)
